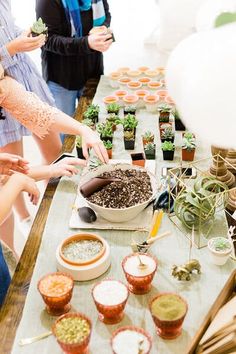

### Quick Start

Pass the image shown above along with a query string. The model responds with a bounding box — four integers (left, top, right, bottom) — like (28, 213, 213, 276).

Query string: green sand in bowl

(151, 294, 186, 321)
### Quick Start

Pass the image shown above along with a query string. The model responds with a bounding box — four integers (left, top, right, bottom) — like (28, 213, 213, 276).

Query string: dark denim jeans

(0, 243, 11, 306)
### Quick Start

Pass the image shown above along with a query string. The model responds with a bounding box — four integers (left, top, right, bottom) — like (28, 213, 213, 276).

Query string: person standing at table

(0, 0, 62, 240)
(36, 0, 113, 120)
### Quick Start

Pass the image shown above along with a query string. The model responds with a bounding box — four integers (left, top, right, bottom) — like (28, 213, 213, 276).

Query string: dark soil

(87, 169, 152, 208)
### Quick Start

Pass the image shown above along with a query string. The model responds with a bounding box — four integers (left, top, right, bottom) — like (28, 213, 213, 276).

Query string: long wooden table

(0, 78, 99, 354)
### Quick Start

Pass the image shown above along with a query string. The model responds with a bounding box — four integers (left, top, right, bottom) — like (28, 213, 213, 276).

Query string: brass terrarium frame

(167, 155, 236, 249)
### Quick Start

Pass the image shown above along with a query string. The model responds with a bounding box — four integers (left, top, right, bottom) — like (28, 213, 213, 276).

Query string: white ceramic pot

(207, 237, 233, 266)
(79, 164, 157, 223)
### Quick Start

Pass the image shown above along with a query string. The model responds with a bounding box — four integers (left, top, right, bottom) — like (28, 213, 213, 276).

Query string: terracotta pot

(165, 96, 175, 105)
(108, 72, 122, 88)
(144, 70, 159, 80)
(134, 89, 149, 108)
(123, 94, 139, 107)
(155, 89, 168, 100)
(138, 66, 150, 74)
(138, 77, 151, 86)
(107, 148, 112, 159)
(150, 293, 188, 340)
(52, 312, 92, 354)
(118, 77, 131, 89)
(143, 94, 159, 112)
(117, 67, 130, 75)
(126, 70, 141, 79)
(147, 81, 163, 91)
(130, 153, 145, 167)
(127, 81, 142, 91)
(103, 95, 119, 105)
(182, 149, 195, 161)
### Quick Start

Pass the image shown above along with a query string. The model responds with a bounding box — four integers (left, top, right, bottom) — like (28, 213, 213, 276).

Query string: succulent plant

(161, 127, 174, 139)
(31, 18, 48, 36)
(124, 105, 136, 114)
(124, 130, 135, 140)
(82, 118, 94, 128)
(182, 137, 196, 151)
(211, 237, 232, 252)
(122, 114, 138, 130)
(96, 122, 113, 138)
(158, 103, 173, 113)
(144, 142, 155, 151)
(106, 102, 120, 114)
(103, 140, 113, 150)
(183, 132, 194, 140)
(142, 131, 154, 142)
(76, 135, 82, 148)
(83, 104, 100, 120)
(161, 141, 175, 151)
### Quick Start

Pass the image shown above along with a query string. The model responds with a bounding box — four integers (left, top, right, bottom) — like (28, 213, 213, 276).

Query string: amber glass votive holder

(52, 312, 92, 354)
(149, 293, 188, 340)
(122, 253, 157, 295)
(111, 326, 152, 354)
(38, 272, 74, 316)
(92, 279, 129, 325)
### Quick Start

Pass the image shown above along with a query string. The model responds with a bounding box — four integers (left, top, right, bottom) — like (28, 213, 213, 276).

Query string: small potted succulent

(96, 122, 113, 143)
(123, 105, 136, 117)
(208, 237, 232, 265)
(161, 126, 175, 143)
(174, 109, 186, 131)
(158, 103, 172, 122)
(105, 113, 119, 132)
(161, 141, 175, 161)
(82, 118, 95, 130)
(31, 17, 48, 37)
(124, 130, 135, 150)
(83, 104, 100, 124)
(107, 102, 120, 115)
(103, 140, 113, 159)
(182, 132, 196, 161)
(144, 142, 156, 160)
(122, 114, 138, 136)
(76, 136, 86, 160)
(130, 152, 145, 167)
(142, 131, 154, 146)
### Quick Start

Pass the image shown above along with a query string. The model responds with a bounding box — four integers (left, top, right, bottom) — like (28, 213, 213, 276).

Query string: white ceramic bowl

(79, 164, 157, 223)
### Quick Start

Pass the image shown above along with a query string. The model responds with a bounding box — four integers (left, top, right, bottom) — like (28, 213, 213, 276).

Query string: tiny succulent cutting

(210, 237, 232, 252)
(161, 127, 174, 140)
(31, 18, 48, 36)
(142, 131, 154, 143)
(106, 102, 120, 114)
(182, 132, 196, 151)
(124, 105, 136, 115)
(158, 103, 173, 113)
(144, 142, 155, 151)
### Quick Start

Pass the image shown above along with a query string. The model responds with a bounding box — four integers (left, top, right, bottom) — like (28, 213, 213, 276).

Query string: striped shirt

(0, 0, 54, 147)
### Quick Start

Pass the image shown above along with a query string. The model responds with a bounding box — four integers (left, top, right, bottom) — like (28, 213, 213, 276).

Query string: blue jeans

(47, 81, 82, 142)
(0, 243, 11, 306)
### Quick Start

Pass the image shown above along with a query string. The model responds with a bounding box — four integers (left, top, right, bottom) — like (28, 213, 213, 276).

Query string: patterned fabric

(0, 74, 58, 139)
(61, 0, 106, 37)
(0, 0, 55, 147)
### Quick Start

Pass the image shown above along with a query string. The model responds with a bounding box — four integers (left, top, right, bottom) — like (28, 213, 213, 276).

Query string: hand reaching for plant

(49, 158, 87, 178)
(0, 153, 29, 175)
(79, 125, 109, 164)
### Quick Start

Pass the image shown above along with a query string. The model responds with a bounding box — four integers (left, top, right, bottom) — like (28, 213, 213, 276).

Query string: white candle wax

(124, 255, 156, 277)
(112, 330, 150, 354)
(93, 280, 128, 306)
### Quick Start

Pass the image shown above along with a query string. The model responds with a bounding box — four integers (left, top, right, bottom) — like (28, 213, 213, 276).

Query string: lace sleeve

(0, 76, 56, 138)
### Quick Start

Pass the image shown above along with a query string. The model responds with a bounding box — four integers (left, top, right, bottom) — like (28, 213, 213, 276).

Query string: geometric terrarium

(167, 155, 236, 248)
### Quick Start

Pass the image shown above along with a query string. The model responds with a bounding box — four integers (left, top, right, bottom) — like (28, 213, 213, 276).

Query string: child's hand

(50, 157, 87, 178)
(0, 153, 29, 175)
(11, 173, 40, 205)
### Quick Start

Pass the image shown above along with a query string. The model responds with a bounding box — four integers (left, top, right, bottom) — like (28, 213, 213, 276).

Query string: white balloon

(196, 0, 236, 31)
(166, 22, 236, 148)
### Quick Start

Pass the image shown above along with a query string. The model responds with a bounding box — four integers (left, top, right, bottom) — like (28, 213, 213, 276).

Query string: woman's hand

(0, 153, 29, 175)
(6, 30, 46, 56)
(79, 126, 109, 163)
(49, 157, 87, 178)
